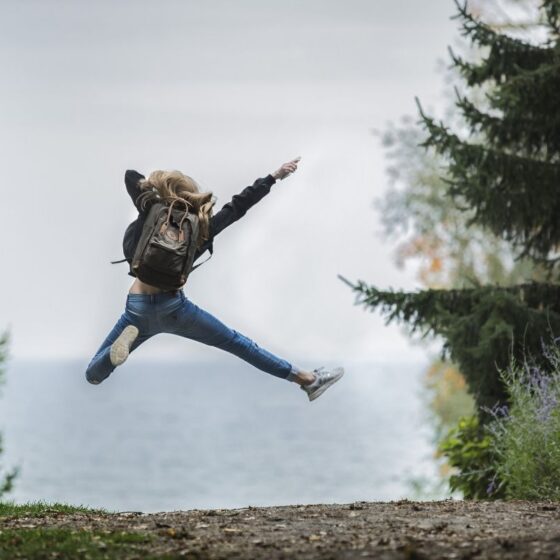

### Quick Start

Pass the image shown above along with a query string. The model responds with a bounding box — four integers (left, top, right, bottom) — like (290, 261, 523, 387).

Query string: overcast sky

(0, 0, 458, 366)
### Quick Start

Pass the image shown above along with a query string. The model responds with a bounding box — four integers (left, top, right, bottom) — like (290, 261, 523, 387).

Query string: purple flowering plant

(485, 337, 560, 500)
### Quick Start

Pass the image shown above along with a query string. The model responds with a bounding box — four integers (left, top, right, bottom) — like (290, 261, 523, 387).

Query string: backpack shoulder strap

(191, 243, 213, 271)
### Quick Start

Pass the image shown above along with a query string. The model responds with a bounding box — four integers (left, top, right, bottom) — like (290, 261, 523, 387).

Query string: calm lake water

(0, 358, 438, 512)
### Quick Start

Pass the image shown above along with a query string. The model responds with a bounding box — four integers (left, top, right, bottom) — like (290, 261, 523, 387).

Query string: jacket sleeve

(210, 173, 277, 238)
(192, 173, 277, 262)
(124, 169, 146, 212)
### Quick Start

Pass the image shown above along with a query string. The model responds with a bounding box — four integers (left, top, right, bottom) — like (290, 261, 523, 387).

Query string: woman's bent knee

(85, 350, 115, 385)
(85, 369, 103, 385)
(85, 362, 110, 385)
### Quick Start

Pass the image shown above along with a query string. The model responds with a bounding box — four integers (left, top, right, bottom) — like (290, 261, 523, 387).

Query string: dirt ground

(3, 499, 560, 559)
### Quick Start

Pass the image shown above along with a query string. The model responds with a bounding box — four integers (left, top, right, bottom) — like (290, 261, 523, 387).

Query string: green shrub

(438, 415, 504, 499)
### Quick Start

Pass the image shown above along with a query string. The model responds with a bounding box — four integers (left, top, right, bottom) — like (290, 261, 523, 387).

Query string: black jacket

(121, 169, 278, 277)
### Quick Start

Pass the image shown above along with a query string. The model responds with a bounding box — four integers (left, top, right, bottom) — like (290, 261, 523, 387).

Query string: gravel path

(2, 500, 560, 559)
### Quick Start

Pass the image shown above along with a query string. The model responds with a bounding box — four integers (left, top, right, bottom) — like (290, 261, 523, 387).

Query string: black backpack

(113, 198, 211, 290)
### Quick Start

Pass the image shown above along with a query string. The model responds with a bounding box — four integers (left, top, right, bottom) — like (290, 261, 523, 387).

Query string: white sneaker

(109, 325, 139, 367)
(300, 366, 345, 401)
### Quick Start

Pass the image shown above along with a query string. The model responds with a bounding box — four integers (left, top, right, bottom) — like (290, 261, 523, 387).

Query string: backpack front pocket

(144, 238, 188, 273)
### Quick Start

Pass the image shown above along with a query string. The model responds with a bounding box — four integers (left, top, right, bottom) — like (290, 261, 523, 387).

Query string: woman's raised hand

(272, 156, 301, 181)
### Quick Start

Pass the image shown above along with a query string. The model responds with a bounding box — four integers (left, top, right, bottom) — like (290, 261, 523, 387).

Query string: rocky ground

(2, 499, 560, 559)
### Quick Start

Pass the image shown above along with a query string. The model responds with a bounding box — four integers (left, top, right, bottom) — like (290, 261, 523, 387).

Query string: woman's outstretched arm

(193, 157, 301, 260)
(208, 157, 301, 238)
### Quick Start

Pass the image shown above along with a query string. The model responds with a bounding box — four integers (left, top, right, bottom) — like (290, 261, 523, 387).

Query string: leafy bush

(438, 415, 504, 499)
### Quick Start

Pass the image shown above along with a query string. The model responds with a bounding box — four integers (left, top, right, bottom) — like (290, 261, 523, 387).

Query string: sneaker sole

(110, 325, 139, 367)
(307, 367, 345, 401)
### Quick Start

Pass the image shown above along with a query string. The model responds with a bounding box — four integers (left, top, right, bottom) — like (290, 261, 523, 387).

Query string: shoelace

(307, 368, 327, 389)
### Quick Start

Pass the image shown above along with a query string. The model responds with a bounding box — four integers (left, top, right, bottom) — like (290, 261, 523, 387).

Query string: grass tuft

(0, 500, 108, 518)
(0, 528, 151, 560)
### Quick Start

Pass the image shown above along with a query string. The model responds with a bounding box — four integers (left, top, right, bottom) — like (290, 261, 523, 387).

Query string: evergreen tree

(342, 0, 560, 416)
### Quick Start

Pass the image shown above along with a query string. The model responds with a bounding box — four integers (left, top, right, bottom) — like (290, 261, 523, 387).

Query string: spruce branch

(543, 0, 560, 34)
(447, 1, 555, 87)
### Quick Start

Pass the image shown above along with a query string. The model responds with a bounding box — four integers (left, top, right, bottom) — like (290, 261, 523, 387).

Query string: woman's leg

(163, 296, 301, 381)
(85, 313, 151, 385)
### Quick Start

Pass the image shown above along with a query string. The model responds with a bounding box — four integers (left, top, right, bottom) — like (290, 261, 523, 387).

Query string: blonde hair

(137, 170, 215, 248)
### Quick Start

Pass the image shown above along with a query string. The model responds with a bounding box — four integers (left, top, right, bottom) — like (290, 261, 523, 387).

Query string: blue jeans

(85, 290, 300, 385)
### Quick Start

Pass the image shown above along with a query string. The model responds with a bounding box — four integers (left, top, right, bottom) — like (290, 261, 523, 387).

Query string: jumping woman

(85, 157, 344, 401)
